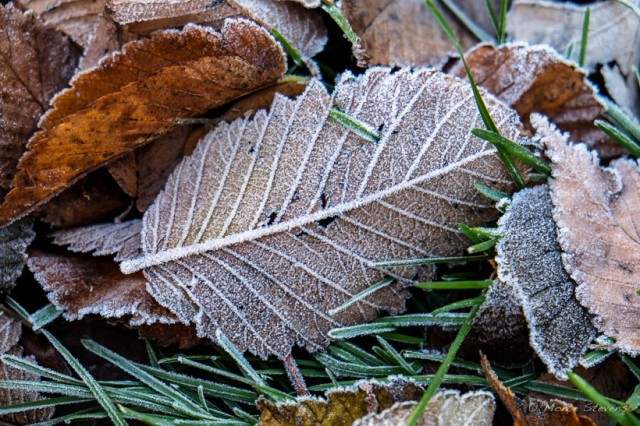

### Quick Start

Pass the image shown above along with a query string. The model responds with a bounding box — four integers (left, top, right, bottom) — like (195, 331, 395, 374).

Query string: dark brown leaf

(0, 4, 79, 190)
(0, 19, 287, 227)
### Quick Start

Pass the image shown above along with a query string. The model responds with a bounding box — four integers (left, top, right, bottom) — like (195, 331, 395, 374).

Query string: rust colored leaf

(508, 0, 640, 116)
(339, 0, 476, 68)
(481, 354, 595, 426)
(15, 0, 119, 69)
(543, 116, 640, 354)
(109, 0, 327, 61)
(28, 250, 177, 327)
(0, 4, 79, 190)
(0, 19, 287, 227)
(451, 43, 620, 157)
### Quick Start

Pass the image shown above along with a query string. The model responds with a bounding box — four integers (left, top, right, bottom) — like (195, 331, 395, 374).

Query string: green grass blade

(580, 349, 613, 368)
(329, 108, 380, 143)
(616, 0, 640, 16)
(375, 336, 419, 375)
(474, 182, 509, 202)
(623, 355, 640, 382)
(458, 223, 484, 244)
(440, 0, 495, 42)
(568, 372, 640, 426)
(41, 331, 127, 426)
(215, 331, 265, 387)
(467, 239, 496, 254)
(175, 357, 255, 387)
(483, 0, 500, 39)
(82, 339, 213, 420)
(373, 254, 489, 268)
(1, 354, 83, 385)
(497, 0, 508, 44)
(579, 7, 591, 67)
(406, 301, 482, 426)
(28, 304, 62, 331)
(329, 278, 394, 315)
(415, 280, 492, 290)
(271, 28, 304, 68)
(472, 128, 551, 175)
(596, 120, 640, 158)
(431, 296, 486, 315)
(0, 396, 90, 415)
(328, 323, 397, 339)
(321, 4, 361, 46)
(565, 42, 574, 61)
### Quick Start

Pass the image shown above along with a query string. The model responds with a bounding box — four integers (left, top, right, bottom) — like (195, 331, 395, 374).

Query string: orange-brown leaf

(0, 4, 79, 190)
(0, 19, 286, 226)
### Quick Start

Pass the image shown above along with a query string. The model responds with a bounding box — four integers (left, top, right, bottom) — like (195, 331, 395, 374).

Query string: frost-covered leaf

(353, 391, 495, 426)
(0, 218, 35, 293)
(0, 4, 79, 190)
(115, 68, 522, 358)
(0, 313, 55, 425)
(544, 117, 640, 355)
(15, 0, 119, 69)
(109, 0, 327, 61)
(481, 354, 595, 426)
(338, 0, 476, 68)
(27, 250, 174, 326)
(258, 378, 424, 425)
(451, 43, 620, 158)
(0, 19, 286, 227)
(496, 178, 595, 378)
(508, 0, 640, 116)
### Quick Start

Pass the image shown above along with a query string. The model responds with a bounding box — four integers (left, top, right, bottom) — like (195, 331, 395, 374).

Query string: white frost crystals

(54, 68, 524, 358)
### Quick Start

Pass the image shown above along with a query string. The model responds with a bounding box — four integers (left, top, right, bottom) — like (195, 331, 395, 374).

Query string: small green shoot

(467, 238, 496, 254)
(579, 7, 591, 67)
(440, 0, 494, 42)
(373, 254, 490, 268)
(321, 4, 361, 47)
(596, 119, 640, 158)
(475, 182, 509, 202)
(271, 28, 304, 69)
(415, 280, 492, 290)
(329, 277, 394, 315)
(329, 108, 380, 142)
(28, 303, 62, 331)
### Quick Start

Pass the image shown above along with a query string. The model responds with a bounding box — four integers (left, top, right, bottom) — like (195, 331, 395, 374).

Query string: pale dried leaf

(496, 180, 595, 379)
(0, 19, 287, 227)
(544, 116, 640, 354)
(354, 391, 495, 426)
(0, 218, 35, 293)
(0, 4, 79, 189)
(117, 68, 521, 358)
(258, 378, 424, 425)
(277, 0, 319, 7)
(451, 43, 620, 157)
(109, 0, 327, 60)
(508, 0, 640, 116)
(28, 250, 176, 326)
(339, 0, 476, 68)
(15, 0, 119, 69)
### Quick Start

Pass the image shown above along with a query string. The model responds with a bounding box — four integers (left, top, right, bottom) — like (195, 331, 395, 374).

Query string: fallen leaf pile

(0, 0, 640, 424)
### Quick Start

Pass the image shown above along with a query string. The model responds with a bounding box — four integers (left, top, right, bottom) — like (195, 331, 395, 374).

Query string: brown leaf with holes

(481, 354, 595, 426)
(451, 43, 620, 158)
(15, 0, 119, 69)
(0, 4, 79, 190)
(0, 19, 286, 227)
(543, 118, 640, 354)
(339, 0, 477, 68)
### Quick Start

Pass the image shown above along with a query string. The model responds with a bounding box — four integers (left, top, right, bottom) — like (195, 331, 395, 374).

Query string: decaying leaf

(339, 0, 476, 68)
(496, 180, 595, 379)
(481, 354, 595, 426)
(0, 19, 287, 227)
(507, 0, 640, 116)
(223, 78, 308, 122)
(103, 68, 523, 358)
(0, 311, 55, 424)
(258, 378, 424, 425)
(353, 391, 495, 426)
(0, 218, 35, 293)
(0, 4, 79, 190)
(109, 0, 327, 62)
(543, 116, 640, 354)
(15, 0, 119, 69)
(28, 250, 176, 326)
(452, 43, 620, 157)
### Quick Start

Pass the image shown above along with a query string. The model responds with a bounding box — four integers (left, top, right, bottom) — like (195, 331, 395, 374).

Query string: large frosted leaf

(115, 68, 522, 358)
